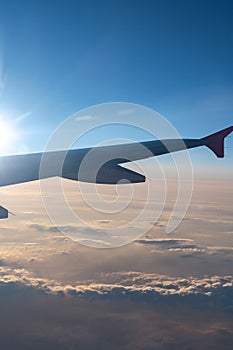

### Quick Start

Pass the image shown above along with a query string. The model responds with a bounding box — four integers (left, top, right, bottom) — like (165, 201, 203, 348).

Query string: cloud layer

(0, 178, 232, 349)
(0, 267, 232, 350)
(0, 266, 232, 303)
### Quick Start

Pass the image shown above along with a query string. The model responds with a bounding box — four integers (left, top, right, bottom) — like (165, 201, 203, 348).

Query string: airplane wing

(0, 125, 232, 218)
(0, 126, 232, 187)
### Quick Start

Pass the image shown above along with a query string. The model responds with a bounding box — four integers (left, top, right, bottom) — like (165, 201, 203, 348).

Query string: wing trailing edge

(95, 163, 145, 184)
(63, 160, 145, 184)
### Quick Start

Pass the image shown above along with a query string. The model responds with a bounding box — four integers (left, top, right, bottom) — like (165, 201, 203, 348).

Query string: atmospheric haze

(0, 176, 232, 349)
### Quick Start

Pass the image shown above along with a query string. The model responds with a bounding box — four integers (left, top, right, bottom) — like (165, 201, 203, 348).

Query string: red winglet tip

(202, 126, 233, 158)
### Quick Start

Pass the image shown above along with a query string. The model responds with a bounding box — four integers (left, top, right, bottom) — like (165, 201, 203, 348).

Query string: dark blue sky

(0, 0, 232, 165)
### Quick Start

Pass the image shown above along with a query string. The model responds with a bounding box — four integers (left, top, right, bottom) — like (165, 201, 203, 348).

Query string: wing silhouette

(0, 126, 231, 218)
(0, 126, 231, 187)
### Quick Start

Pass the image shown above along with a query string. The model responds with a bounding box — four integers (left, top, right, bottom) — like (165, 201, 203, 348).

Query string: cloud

(0, 265, 232, 349)
(0, 266, 232, 302)
(136, 237, 206, 254)
(96, 220, 111, 224)
(135, 237, 233, 258)
(0, 277, 232, 350)
(15, 111, 32, 123)
(75, 115, 97, 121)
(118, 108, 135, 116)
(168, 247, 206, 256)
(136, 238, 194, 246)
(28, 223, 106, 236)
(27, 222, 118, 247)
(206, 246, 233, 254)
(28, 223, 75, 233)
(76, 238, 113, 248)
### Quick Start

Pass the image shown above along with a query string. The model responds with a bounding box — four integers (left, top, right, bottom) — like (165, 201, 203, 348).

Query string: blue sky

(0, 0, 232, 169)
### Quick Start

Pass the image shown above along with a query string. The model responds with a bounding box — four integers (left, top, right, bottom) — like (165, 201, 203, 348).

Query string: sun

(0, 117, 18, 154)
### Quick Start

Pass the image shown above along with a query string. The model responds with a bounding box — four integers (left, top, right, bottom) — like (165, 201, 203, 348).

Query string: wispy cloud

(15, 111, 32, 123)
(118, 108, 135, 116)
(136, 238, 194, 246)
(136, 237, 206, 254)
(75, 115, 97, 121)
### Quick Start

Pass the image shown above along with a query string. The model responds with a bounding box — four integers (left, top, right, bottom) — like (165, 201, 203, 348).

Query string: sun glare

(0, 117, 18, 154)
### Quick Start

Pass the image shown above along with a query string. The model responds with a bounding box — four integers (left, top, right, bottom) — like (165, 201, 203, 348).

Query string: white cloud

(15, 111, 32, 123)
(75, 115, 96, 121)
(118, 108, 135, 116)
(136, 238, 194, 245)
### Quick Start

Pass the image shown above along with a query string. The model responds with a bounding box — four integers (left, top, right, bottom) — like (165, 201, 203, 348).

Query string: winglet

(202, 126, 233, 158)
(0, 205, 8, 219)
